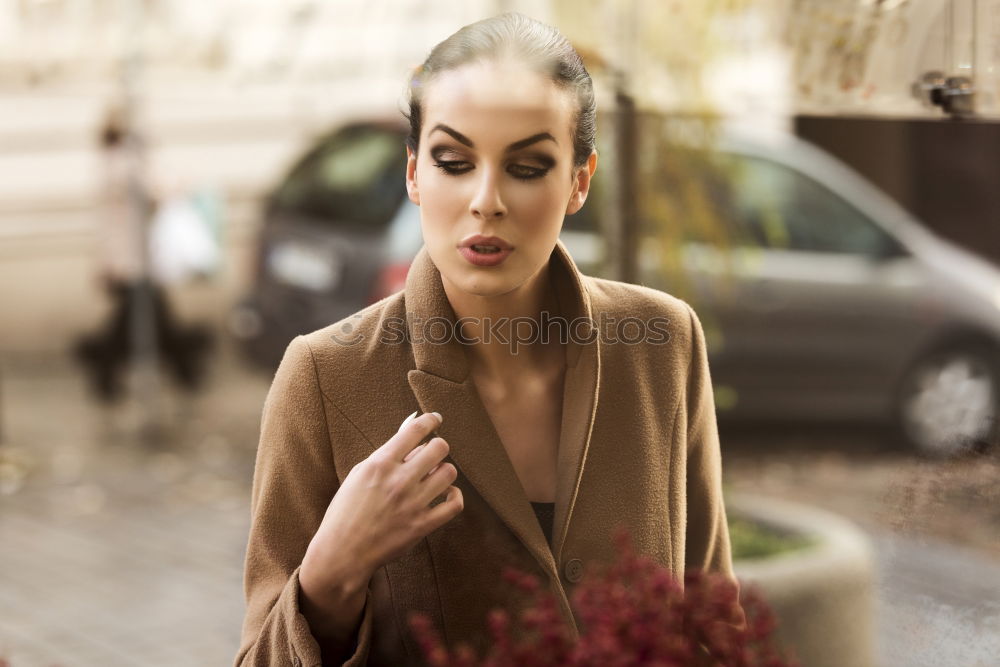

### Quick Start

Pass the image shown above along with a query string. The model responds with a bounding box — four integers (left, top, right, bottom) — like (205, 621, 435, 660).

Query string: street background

(2, 1, 999, 666)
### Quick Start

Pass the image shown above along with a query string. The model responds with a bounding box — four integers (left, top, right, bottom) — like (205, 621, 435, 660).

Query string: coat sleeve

(234, 335, 375, 667)
(681, 304, 732, 576)
(681, 303, 748, 632)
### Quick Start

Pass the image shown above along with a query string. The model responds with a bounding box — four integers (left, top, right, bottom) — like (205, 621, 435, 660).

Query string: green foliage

(729, 515, 817, 561)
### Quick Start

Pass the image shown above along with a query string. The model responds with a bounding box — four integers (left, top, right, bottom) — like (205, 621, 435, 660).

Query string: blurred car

(230, 117, 1000, 457)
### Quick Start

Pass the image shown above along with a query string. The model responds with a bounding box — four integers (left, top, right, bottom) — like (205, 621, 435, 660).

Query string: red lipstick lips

(458, 235, 514, 267)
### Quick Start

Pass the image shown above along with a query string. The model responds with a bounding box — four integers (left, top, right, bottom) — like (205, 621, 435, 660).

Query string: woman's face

(405, 59, 597, 299)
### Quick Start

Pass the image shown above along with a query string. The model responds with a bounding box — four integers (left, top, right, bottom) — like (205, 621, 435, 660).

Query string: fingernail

(399, 410, 418, 431)
(431, 411, 442, 423)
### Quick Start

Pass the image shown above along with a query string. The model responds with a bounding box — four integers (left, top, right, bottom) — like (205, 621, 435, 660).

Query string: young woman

(235, 12, 740, 667)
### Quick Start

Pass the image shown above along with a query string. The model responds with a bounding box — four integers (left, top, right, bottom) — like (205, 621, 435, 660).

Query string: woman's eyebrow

(430, 124, 558, 151)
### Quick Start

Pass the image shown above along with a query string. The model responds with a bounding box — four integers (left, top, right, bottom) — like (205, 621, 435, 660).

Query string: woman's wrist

(302, 537, 374, 594)
(299, 543, 374, 640)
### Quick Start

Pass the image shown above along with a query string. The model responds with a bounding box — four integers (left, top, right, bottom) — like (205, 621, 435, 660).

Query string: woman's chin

(443, 268, 526, 299)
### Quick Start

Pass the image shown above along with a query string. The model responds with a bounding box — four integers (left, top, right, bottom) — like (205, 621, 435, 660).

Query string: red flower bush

(408, 527, 799, 666)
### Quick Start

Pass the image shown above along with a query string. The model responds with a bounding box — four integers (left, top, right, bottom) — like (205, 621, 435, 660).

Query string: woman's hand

(298, 411, 462, 641)
(309, 410, 461, 574)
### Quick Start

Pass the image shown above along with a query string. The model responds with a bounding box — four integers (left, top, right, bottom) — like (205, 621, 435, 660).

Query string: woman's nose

(469, 168, 507, 220)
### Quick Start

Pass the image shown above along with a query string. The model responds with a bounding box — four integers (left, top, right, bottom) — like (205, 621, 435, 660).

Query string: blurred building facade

(0, 0, 516, 354)
(2, 0, 1000, 354)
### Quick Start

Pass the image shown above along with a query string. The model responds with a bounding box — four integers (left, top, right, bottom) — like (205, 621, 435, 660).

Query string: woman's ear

(566, 151, 598, 215)
(405, 145, 420, 206)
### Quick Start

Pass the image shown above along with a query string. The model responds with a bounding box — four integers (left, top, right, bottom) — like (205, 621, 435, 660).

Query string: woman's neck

(442, 261, 565, 385)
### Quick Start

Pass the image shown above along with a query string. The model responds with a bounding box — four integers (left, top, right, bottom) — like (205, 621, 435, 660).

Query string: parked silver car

(230, 117, 1000, 457)
(654, 126, 1000, 457)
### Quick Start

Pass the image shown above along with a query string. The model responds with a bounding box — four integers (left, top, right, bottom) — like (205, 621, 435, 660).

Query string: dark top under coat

(530, 501, 556, 549)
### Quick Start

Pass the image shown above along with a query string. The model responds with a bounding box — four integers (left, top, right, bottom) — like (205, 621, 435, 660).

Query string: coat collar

(403, 239, 602, 578)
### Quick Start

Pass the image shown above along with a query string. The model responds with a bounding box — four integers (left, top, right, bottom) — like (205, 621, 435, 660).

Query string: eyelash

(432, 161, 549, 181)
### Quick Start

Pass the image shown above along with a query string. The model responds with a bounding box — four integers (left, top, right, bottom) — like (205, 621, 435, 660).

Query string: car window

(273, 125, 407, 228)
(726, 154, 897, 255)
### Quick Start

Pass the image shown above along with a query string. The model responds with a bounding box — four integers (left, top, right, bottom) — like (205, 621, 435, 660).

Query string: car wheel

(893, 342, 1000, 457)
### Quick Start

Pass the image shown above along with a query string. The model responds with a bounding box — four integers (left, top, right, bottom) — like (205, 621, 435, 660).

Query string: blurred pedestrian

(72, 104, 214, 403)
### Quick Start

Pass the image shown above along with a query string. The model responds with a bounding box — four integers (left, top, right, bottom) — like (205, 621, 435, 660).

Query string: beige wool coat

(235, 238, 741, 667)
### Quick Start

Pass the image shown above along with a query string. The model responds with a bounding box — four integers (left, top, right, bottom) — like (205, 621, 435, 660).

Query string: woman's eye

(508, 164, 548, 180)
(433, 161, 472, 175)
(431, 161, 549, 180)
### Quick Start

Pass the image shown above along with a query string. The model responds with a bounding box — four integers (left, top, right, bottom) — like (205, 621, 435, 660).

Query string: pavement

(1, 344, 998, 666)
(871, 532, 1000, 667)
(723, 423, 1000, 667)
(0, 342, 268, 667)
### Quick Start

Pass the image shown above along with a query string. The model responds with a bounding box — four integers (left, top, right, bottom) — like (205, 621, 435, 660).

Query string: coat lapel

(550, 249, 601, 564)
(403, 239, 601, 578)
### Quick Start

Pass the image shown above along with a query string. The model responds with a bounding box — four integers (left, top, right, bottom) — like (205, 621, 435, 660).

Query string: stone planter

(729, 493, 876, 667)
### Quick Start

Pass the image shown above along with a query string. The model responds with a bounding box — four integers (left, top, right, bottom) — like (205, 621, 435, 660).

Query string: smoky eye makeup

(429, 145, 464, 161)
(429, 146, 556, 179)
(520, 153, 556, 170)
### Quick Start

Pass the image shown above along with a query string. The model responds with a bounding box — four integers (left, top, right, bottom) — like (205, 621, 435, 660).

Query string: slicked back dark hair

(402, 11, 597, 170)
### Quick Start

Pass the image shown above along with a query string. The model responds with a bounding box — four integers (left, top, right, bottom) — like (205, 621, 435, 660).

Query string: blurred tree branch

(552, 0, 783, 339)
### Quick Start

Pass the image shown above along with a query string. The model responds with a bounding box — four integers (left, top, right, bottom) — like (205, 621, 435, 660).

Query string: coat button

(563, 558, 584, 583)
